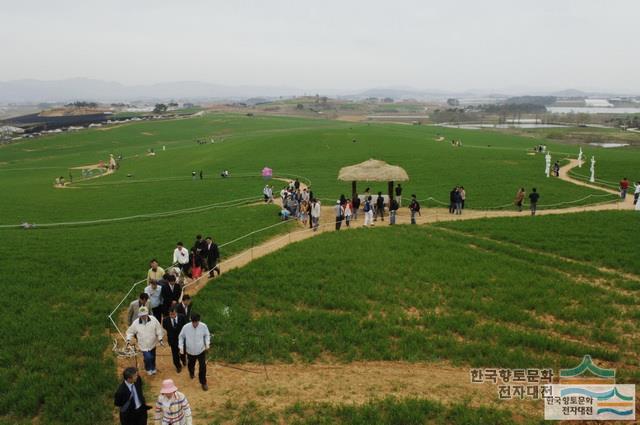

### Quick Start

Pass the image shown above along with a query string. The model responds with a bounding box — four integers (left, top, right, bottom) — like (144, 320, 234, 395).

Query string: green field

(0, 112, 638, 424)
(197, 218, 639, 369)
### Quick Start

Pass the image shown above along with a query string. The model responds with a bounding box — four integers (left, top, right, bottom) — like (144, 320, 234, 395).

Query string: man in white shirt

(144, 279, 163, 322)
(126, 307, 164, 375)
(172, 242, 190, 273)
(178, 313, 211, 391)
(310, 199, 321, 231)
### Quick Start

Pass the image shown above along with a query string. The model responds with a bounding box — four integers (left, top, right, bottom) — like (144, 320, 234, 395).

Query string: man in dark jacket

(176, 294, 193, 321)
(449, 187, 458, 214)
(395, 184, 403, 206)
(409, 194, 420, 224)
(374, 192, 385, 222)
(529, 188, 540, 216)
(389, 198, 399, 225)
(162, 308, 188, 372)
(352, 195, 361, 220)
(114, 367, 149, 425)
(192, 234, 207, 266)
(203, 236, 220, 277)
(161, 274, 182, 315)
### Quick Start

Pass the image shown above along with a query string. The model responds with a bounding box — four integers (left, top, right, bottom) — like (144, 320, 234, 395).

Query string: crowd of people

(120, 257, 212, 421)
(448, 186, 466, 215)
(272, 181, 426, 229)
(123, 234, 219, 409)
(273, 179, 325, 230)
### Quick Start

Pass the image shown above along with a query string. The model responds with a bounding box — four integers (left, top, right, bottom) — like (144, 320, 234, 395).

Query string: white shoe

(151, 369, 157, 375)
(146, 370, 153, 376)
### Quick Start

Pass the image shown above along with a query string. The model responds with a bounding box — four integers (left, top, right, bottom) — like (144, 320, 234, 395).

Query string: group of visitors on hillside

(359, 189, 398, 226)
(448, 186, 466, 215)
(619, 178, 640, 211)
(116, 367, 195, 425)
(120, 243, 218, 424)
(274, 179, 324, 229)
(172, 236, 220, 279)
(514, 187, 540, 215)
(332, 184, 420, 228)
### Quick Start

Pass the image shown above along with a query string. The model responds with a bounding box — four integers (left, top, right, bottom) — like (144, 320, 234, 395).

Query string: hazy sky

(3, 0, 639, 92)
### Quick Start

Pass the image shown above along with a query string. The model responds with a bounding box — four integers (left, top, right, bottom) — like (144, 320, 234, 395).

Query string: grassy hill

(0, 112, 637, 424)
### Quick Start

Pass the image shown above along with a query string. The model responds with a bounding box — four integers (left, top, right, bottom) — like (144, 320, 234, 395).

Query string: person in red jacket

(620, 177, 630, 200)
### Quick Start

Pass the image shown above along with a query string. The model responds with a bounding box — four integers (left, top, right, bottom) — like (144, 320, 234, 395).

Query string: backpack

(412, 201, 420, 212)
(363, 201, 371, 212)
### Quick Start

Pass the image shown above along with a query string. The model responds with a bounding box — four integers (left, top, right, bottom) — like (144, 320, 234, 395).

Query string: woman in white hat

(154, 379, 192, 425)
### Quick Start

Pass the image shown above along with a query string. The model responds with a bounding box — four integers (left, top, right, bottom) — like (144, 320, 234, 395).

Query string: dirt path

(116, 355, 535, 421)
(115, 159, 633, 422)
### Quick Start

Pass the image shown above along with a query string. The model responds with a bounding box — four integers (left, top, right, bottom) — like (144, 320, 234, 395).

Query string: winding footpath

(115, 159, 634, 422)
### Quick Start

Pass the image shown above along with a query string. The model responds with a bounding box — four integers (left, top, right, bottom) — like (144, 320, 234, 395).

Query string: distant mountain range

(0, 78, 302, 103)
(0, 78, 633, 104)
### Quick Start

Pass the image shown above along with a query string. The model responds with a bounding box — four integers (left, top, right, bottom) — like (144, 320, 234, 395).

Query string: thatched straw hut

(338, 159, 409, 203)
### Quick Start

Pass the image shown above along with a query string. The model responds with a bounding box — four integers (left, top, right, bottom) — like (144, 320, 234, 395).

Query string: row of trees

(65, 101, 98, 108)
(607, 115, 640, 129)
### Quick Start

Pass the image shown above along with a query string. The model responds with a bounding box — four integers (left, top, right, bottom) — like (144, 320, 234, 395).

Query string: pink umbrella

(261, 167, 272, 180)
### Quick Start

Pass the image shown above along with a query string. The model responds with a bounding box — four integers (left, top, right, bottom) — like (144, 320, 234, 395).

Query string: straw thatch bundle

(338, 159, 409, 182)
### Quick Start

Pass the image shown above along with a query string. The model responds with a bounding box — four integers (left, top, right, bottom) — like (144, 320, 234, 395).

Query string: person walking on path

(161, 275, 182, 315)
(299, 199, 309, 225)
(147, 259, 165, 285)
(335, 200, 344, 230)
(126, 307, 164, 375)
(454, 188, 463, 215)
(409, 195, 420, 224)
(128, 293, 149, 326)
(176, 294, 193, 322)
(363, 196, 374, 226)
(620, 177, 630, 200)
(389, 197, 399, 225)
(634, 181, 640, 205)
(144, 279, 164, 322)
(529, 188, 540, 216)
(449, 187, 458, 214)
(374, 192, 385, 222)
(154, 379, 193, 425)
(172, 242, 190, 274)
(344, 199, 352, 227)
(395, 184, 403, 206)
(459, 186, 466, 209)
(352, 195, 361, 220)
(203, 236, 220, 278)
(114, 367, 150, 425)
(553, 161, 560, 177)
(310, 199, 321, 231)
(179, 313, 211, 391)
(162, 308, 187, 373)
(514, 188, 526, 212)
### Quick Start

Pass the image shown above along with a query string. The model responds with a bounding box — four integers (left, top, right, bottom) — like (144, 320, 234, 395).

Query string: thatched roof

(338, 159, 409, 182)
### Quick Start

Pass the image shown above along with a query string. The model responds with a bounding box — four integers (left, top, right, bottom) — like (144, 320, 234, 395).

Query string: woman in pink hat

(154, 379, 193, 425)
